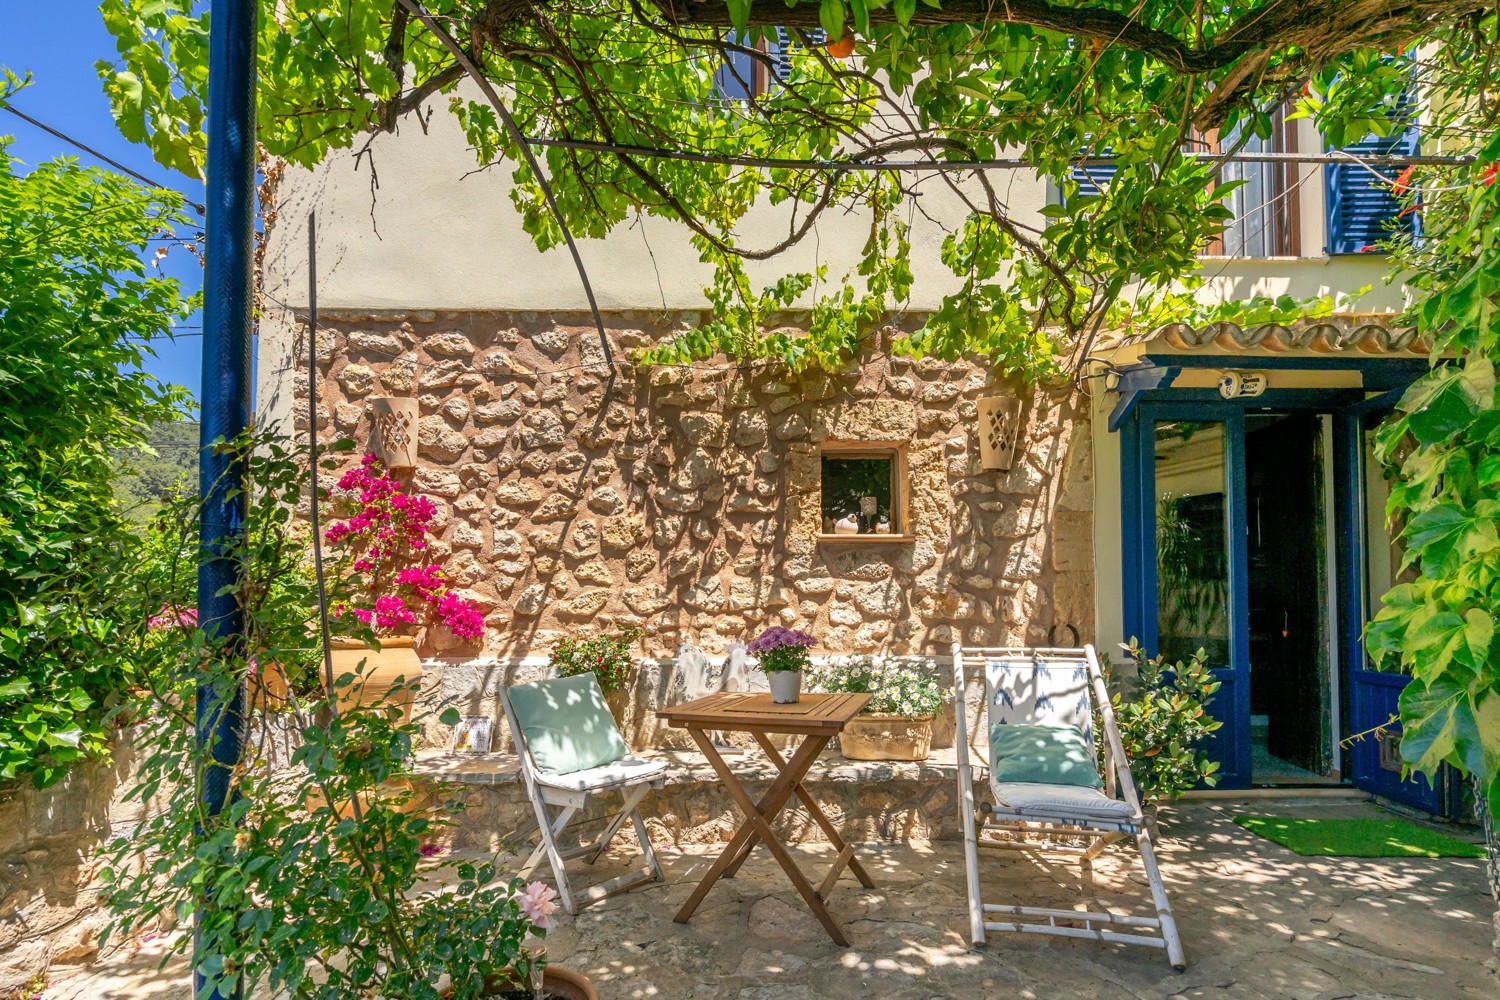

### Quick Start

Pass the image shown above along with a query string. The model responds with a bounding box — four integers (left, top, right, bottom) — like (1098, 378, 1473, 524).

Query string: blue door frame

(1124, 401, 1252, 788)
(1119, 386, 1445, 808)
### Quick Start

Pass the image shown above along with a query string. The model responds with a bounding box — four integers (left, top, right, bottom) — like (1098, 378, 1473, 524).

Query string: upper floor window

(713, 28, 824, 100)
(1203, 107, 1301, 258)
(1056, 98, 1421, 259)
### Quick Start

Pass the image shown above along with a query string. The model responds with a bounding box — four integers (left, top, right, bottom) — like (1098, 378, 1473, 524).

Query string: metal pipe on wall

(195, 0, 257, 997)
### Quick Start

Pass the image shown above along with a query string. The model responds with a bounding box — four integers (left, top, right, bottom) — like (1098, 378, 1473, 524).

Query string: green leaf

(1404, 504, 1500, 575)
(1401, 358, 1495, 444)
(724, 0, 751, 30)
(819, 0, 847, 39)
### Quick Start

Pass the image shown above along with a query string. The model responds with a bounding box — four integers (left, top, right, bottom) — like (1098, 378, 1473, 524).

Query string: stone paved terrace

(44, 797, 1496, 999)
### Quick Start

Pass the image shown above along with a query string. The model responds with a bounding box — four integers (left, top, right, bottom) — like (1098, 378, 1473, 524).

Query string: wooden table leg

(750, 732, 876, 892)
(675, 728, 852, 946)
(673, 727, 825, 922)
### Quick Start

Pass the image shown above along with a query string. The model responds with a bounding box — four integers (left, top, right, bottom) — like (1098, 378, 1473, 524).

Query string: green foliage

(112, 419, 200, 525)
(548, 627, 642, 695)
(0, 95, 194, 788)
(1108, 641, 1222, 806)
(94, 2, 1427, 379)
(810, 655, 949, 717)
(1363, 17, 1500, 823)
(103, 431, 551, 999)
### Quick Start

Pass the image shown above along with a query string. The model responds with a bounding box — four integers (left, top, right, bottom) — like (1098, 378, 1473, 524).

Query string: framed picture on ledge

(448, 715, 494, 756)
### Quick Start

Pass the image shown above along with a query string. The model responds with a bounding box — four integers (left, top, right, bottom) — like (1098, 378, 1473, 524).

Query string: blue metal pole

(196, 0, 256, 997)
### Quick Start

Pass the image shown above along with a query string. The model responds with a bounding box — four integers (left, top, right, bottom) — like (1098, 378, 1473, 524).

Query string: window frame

(816, 440, 913, 545)
(1199, 104, 1302, 259)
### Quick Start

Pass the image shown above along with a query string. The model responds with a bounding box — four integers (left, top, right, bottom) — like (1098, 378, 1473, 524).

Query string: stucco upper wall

(261, 92, 1406, 314)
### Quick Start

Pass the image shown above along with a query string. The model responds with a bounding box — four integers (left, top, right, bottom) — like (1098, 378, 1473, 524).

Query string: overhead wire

(1, 103, 207, 215)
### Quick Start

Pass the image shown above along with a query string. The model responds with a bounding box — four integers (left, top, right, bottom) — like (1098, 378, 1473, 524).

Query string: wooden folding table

(656, 691, 875, 946)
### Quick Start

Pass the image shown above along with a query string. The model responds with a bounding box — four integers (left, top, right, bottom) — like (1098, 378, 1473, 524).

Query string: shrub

(0, 116, 194, 788)
(1107, 640, 1222, 805)
(103, 430, 552, 999)
(549, 627, 642, 695)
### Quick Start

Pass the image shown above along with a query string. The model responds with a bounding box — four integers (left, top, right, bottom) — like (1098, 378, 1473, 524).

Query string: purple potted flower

(747, 626, 817, 704)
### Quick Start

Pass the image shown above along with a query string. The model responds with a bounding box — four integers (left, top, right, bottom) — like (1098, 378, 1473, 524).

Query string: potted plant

(812, 656, 950, 761)
(324, 454, 486, 722)
(105, 431, 596, 999)
(548, 627, 642, 733)
(1107, 640, 1222, 836)
(747, 626, 817, 704)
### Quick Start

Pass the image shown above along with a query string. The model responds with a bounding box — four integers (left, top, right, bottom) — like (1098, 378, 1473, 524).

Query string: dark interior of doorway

(1245, 413, 1337, 784)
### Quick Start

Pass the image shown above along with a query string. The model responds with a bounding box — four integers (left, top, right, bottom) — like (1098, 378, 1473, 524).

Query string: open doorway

(1245, 413, 1339, 784)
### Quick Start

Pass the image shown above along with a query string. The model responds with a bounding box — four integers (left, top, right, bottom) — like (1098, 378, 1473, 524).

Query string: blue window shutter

(1325, 99, 1421, 255)
(768, 27, 825, 85)
(770, 27, 793, 83)
(1070, 162, 1117, 199)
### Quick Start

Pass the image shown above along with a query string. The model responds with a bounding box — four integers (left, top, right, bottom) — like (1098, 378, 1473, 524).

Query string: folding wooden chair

(499, 673, 668, 914)
(952, 643, 1186, 970)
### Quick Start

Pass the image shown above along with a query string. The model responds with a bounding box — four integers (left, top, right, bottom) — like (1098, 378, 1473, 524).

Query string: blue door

(1348, 670, 1444, 811)
(1126, 405, 1252, 788)
(1342, 414, 1447, 812)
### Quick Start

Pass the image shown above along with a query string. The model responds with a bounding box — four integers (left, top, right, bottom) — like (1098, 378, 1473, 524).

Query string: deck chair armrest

(1086, 645, 1145, 818)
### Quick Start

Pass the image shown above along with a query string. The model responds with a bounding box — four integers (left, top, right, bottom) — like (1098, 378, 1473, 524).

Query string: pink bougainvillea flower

(148, 605, 198, 631)
(517, 881, 560, 930)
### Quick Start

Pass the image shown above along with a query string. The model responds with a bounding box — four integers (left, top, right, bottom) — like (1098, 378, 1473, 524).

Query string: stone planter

(439, 965, 597, 1000)
(840, 713, 934, 762)
(767, 670, 802, 704)
(329, 636, 423, 725)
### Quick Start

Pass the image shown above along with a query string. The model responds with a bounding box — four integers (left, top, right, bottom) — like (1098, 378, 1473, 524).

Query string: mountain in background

(113, 420, 199, 525)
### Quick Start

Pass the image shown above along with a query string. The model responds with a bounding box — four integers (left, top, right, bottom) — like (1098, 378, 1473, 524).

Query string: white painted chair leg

(589, 784, 650, 864)
(1136, 825, 1186, 971)
(633, 808, 664, 882)
(959, 764, 986, 946)
(525, 796, 581, 914)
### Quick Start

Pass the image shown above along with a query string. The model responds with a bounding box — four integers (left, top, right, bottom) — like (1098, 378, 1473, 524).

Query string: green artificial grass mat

(1233, 816, 1486, 858)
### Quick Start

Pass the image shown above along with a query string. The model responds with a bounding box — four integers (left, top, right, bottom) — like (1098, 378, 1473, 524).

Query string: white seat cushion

(534, 755, 669, 792)
(989, 780, 1139, 824)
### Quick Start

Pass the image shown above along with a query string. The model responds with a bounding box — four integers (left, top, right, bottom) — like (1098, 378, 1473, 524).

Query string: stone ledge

(412, 746, 986, 788)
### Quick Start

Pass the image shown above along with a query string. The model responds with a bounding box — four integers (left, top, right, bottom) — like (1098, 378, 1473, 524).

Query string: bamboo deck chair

(952, 643, 1186, 970)
(499, 673, 667, 914)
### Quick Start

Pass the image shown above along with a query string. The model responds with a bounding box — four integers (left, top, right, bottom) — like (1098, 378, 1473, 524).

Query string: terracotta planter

(329, 637, 423, 725)
(767, 670, 802, 704)
(248, 658, 292, 713)
(438, 965, 598, 1000)
(840, 713, 934, 762)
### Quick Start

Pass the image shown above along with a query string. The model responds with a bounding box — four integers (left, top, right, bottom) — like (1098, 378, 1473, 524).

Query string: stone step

(411, 747, 984, 853)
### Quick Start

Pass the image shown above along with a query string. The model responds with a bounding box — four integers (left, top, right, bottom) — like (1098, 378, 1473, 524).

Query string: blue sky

(2, 2, 206, 403)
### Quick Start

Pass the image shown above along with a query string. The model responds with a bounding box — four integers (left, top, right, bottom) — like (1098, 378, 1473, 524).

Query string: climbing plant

(95, 0, 1468, 377)
(1362, 18, 1500, 825)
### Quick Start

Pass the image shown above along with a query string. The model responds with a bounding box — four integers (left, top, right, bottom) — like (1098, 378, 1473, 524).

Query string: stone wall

(306, 311, 1093, 655)
(0, 741, 137, 997)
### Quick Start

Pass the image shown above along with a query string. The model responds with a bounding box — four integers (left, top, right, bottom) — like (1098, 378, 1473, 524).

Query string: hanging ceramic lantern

(975, 396, 1023, 471)
(371, 396, 418, 469)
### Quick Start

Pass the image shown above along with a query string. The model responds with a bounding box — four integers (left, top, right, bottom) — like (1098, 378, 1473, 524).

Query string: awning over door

(1093, 316, 1433, 432)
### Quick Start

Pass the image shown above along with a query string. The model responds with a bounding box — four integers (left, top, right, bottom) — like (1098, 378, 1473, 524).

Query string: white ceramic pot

(767, 670, 802, 704)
